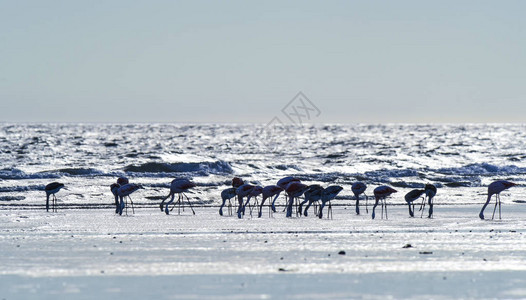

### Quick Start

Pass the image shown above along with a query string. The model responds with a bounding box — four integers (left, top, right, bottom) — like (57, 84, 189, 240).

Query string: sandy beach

(1, 204, 525, 299)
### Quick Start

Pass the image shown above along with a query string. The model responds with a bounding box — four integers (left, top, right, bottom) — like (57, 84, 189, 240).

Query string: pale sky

(1, 1, 525, 123)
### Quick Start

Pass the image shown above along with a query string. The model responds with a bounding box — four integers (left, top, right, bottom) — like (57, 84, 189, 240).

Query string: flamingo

(161, 178, 196, 215)
(276, 177, 301, 212)
(372, 186, 397, 220)
(110, 177, 129, 214)
(285, 182, 309, 218)
(299, 184, 323, 217)
(479, 180, 516, 220)
(236, 184, 255, 218)
(423, 184, 437, 218)
(219, 187, 237, 216)
(258, 185, 284, 218)
(45, 182, 65, 212)
(351, 182, 368, 215)
(117, 183, 143, 215)
(229, 177, 244, 214)
(404, 189, 425, 217)
(242, 185, 263, 217)
(110, 183, 121, 214)
(318, 185, 343, 219)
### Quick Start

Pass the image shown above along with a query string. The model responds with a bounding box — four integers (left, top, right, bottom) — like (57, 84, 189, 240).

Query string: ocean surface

(1, 123, 525, 209)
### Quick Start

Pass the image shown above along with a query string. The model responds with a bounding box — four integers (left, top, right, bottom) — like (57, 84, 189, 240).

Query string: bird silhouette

(229, 177, 245, 215)
(110, 177, 130, 214)
(276, 177, 301, 212)
(219, 187, 237, 216)
(110, 183, 121, 214)
(236, 184, 255, 218)
(479, 180, 516, 220)
(318, 185, 343, 219)
(285, 182, 309, 218)
(161, 178, 196, 215)
(242, 185, 263, 217)
(299, 184, 323, 217)
(258, 185, 283, 218)
(404, 189, 425, 217)
(117, 183, 143, 215)
(351, 182, 368, 215)
(372, 186, 397, 219)
(423, 184, 437, 218)
(45, 182, 65, 212)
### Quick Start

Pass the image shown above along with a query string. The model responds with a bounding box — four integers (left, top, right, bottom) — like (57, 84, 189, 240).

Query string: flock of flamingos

(43, 176, 517, 221)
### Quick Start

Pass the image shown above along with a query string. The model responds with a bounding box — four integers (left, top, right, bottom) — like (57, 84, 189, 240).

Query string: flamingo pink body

(117, 183, 142, 215)
(479, 180, 516, 220)
(277, 177, 300, 189)
(219, 187, 237, 216)
(161, 178, 196, 215)
(351, 182, 367, 215)
(299, 184, 323, 217)
(372, 186, 397, 220)
(318, 185, 343, 219)
(235, 184, 255, 218)
(259, 185, 284, 217)
(45, 182, 65, 212)
(285, 182, 308, 218)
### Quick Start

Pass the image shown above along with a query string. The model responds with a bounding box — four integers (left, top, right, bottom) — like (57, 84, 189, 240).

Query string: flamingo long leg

(381, 199, 384, 219)
(384, 199, 388, 219)
(420, 197, 425, 218)
(498, 194, 502, 220)
(270, 194, 280, 218)
(169, 195, 181, 212)
(491, 194, 498, 220)
(428, 196, 434, 218)
(128, 196, 135, 214)
(182, 192, 195, 215)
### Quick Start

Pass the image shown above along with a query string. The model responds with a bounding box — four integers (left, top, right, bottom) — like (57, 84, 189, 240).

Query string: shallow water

(1, 206, 526, 299)
(1, 123, 525, 208)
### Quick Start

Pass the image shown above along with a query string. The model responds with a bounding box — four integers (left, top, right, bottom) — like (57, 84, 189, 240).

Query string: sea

(1, 123, 525, 209)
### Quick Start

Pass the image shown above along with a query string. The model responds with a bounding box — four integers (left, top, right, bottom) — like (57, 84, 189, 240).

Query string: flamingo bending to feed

(372, 186, 397, 220)
(318, 185, 343, 219)
(110, 183, 121, 214)
(110, 177, 129, 214)
(219, 187, 237, 216)
(161, 178, 196, 215)
(117, 183, 143, 215)
(479, 180, 516, 220)
(276, 177, 301, 212)
(423, 184, 437, 218)
(285, 182, 309, 218)
(242, 185, 263, 217)
(258, 185, 283, 218)
(45, 182, 65, 212)
(351, 182, 368, 215)
(404, 189, 425, 217)
(299, 184, 323, 217)
(236, 184, 255, 218)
